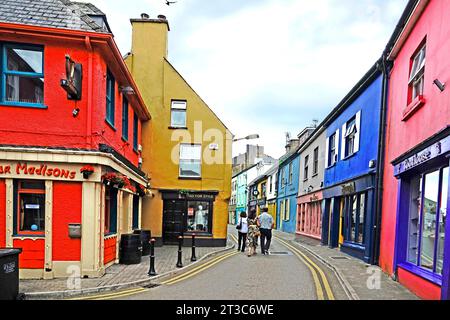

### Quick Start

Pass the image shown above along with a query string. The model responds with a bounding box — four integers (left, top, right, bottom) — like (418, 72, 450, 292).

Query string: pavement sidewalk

(273, 229, 419, 300)
(20, 240, 235, 299)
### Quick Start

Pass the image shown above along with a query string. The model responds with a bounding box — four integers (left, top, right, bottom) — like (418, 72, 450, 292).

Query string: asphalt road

(109, 236, 348, 300)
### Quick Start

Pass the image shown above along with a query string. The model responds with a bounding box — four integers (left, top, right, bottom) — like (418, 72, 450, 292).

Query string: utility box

(68, 223, 82, 239)
(0, 248, 22, 300)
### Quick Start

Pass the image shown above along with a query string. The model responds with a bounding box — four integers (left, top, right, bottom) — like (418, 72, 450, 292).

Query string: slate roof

(0, 0, 110, 33)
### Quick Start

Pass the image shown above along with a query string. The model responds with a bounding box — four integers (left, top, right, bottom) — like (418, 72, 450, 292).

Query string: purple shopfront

(392, 128, 450, 300)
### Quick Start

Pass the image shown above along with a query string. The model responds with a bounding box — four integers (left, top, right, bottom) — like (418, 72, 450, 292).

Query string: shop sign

(342, 182, 356, 195)
(394, 136, 450, 176)
(248, 200, 257, 207)
(185, 193, 216, 201)
(0, 162, 77, 180)
(257, 198, 266, 206)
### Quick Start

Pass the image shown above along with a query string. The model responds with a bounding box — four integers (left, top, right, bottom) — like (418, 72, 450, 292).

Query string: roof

(232, 163, 258, 179)
(248, 163, 278, 186)
(0, 0, 111, 33)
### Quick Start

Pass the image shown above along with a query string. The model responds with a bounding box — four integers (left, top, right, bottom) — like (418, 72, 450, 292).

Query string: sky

(82, 0, 408, 159)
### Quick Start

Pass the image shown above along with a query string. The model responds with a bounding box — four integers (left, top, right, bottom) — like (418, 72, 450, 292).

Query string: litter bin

(0, 248, 22, 300)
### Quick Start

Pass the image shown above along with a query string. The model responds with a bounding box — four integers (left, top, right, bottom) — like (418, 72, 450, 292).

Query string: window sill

(121, 136, 129, 143)
(179, 176, 202, 180)
(312, 173, 319, 178)
(13, 234, 45, 239)
(402, 95, 425, 121)
(397, 262, 442, 286)
(0, 102, 47, 109)
(343, 152, 358, 161)
(169, 126, 188, 130)
(105, 119, 116, 131)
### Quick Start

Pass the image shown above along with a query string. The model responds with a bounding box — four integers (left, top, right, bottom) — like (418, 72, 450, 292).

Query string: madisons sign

(0, 163, 77, 180)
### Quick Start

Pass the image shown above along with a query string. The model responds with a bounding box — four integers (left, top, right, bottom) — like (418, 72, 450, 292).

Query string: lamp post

(232, 134, 260, 143)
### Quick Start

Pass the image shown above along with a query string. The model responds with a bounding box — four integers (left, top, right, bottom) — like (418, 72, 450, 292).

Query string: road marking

(162, 251, 238, 286)
(230, 233, 238, 243)
(68, 287, 149, 300)
(275, 236, 335, 300)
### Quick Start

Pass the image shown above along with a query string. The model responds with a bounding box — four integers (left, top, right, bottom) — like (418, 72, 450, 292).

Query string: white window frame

(179, 144, 202, 178)
(171, 100, 187, 128)
(341, 111, 361, 159)
(409, 45, 426, 101)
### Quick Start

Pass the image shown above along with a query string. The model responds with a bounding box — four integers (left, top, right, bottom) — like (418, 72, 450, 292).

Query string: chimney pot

(158, 14, 167, 20)
(141, 13, 150, 19)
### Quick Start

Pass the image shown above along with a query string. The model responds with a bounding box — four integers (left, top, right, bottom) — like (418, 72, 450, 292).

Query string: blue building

(321, 60, 387, 264)
(276, 129, 314, 233)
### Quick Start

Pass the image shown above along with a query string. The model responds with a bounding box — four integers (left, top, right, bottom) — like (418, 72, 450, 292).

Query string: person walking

(236, 211, 248, 252)
(246, 216, 260, 257)
(258, 207, 274, 255)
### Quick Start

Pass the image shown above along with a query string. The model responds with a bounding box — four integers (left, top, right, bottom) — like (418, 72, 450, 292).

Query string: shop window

(409, 44, 426, 103)
(171, 100, 187, 128)
(406, 166, 448, 275)
(122, 97, 129, 141)
(343, 192, 367, 245)
(106, 70, 115, 127)
(313, 147, 319, 175)
(16, 180, 45, 235)
(1, 44, 44, 107)
(304, 155, 309, 181)
(104, 187, 117, 234)
(179, 144, 202, 178)
(187, 201, 211, 233)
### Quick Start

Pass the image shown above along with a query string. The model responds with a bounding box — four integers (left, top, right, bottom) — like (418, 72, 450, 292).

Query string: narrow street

(84, 232, 349, 300)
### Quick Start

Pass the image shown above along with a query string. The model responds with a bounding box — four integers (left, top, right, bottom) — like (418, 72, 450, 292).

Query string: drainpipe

(372, 53, 391, 266)
(85, 36, 93, 148)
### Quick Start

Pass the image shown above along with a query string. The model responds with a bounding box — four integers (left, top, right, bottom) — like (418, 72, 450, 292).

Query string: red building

(380, 0, 450, 299)
(0, 0, 150, 279)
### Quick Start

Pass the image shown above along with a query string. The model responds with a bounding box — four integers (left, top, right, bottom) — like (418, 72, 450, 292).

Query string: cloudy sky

(83, 0, 407, 159)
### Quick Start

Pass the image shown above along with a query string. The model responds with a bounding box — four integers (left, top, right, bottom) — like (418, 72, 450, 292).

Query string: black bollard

(148, 239, 157, 276)
(191, 233, 197, 262)
(176, 235, 184, 268)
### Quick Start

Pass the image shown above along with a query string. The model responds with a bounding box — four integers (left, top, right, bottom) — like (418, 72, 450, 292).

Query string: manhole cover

(330, 256, 350, 260)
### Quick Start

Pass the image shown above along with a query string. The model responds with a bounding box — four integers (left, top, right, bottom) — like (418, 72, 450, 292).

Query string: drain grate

(142, 284, 161, 289)
(330, 256, 350, 260)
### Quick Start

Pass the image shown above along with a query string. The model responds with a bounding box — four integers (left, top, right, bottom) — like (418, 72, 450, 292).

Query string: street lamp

(233, 134, 260, 142)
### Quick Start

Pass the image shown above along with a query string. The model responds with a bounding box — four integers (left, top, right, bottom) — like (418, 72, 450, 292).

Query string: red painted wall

(0, 32, 141, 167)
(0, 179, 5, 247)
(380, 0, 450, 297)
(52, 182, 82, 261)
(13, 239, 45, 269)
(104, 236, 117, 265)
(398, 267, 441, 300)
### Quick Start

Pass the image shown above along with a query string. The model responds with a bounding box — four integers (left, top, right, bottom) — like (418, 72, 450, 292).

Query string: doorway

(163, 199, 185, 245)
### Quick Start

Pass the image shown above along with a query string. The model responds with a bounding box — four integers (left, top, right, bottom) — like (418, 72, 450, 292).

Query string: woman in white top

(236, 211, 248, 252)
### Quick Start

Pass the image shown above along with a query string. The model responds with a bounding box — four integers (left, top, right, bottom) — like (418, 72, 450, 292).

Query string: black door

(163, 200, 185, 245)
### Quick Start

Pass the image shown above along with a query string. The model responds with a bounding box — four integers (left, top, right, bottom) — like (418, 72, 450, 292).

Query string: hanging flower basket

(102, 172, 125, 188)
(80, 165, 95, 179)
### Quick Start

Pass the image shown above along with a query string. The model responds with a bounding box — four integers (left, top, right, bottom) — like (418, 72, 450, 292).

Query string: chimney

(127, 14, 170, 107)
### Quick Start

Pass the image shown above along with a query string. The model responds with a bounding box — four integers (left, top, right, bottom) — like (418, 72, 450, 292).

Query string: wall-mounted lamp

(433, 79, 446, 92)
(120, 86, 135, 95)
(72, 108, 80, 117)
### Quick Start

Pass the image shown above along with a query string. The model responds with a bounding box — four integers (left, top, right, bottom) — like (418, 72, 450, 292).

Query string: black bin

(119, 234, 142, 265)
(0, 248, 22, 300)
(133, 230, 151, 256)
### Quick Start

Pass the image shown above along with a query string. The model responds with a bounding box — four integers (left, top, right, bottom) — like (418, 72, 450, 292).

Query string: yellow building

(125, 14, 232, 246)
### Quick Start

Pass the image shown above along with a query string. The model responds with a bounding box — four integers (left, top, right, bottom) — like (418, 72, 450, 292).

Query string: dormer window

(409, 44, 426, 102)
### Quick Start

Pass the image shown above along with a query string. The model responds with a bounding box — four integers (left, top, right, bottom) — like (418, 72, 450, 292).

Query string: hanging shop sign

(394, 135, 450, 176)
(0, 162, 81, 180)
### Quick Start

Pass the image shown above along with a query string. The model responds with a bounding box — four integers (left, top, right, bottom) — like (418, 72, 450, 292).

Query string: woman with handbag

(236, 211, 248, 252)
(246, 216, 260, 257)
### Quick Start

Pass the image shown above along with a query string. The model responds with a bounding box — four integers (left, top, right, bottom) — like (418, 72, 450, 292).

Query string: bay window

(1, 44, 44, 107)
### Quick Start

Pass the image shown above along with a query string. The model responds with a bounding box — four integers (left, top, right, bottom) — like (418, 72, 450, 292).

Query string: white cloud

(83, 0, 407, 158)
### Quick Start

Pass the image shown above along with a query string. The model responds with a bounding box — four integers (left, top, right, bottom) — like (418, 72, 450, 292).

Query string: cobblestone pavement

(273, 230, 419, 300)
(20, 241, 234, 295)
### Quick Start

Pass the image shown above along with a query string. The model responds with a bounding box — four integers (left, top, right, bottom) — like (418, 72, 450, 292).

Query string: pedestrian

(236, 211, 248, 252)
(246, 216, 260, 257)
(257, 207, 274, 255)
